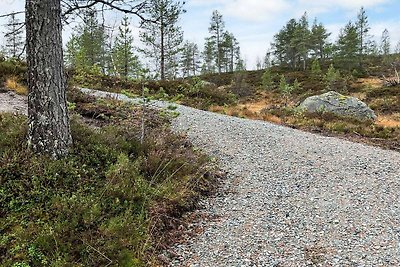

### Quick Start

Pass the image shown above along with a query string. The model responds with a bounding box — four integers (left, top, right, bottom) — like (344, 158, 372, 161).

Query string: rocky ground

(0, 89, 27, 115)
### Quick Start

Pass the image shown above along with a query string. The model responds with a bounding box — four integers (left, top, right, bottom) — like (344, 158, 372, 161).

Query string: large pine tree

(26, 0, 148, 157)
(310, 18, 331, 60)
(202, 37, 216, 74)
(139, 0, 184, 80)
(356, 7, 370, 66)
(26, 0, 72, 158)
(208, 10, 225, 74)
(336, 21, 360, 69)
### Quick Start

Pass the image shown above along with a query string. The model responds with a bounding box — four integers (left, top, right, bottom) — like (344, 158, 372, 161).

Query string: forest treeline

(267, 7, 398, 73)
(2, 2, 400, 80)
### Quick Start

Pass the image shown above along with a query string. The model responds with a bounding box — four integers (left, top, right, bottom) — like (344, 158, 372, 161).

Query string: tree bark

(26, 0, 72, 158)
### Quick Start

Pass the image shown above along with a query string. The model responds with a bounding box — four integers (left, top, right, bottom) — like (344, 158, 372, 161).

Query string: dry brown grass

(350, 92, 367, 101)
(376, 114, 400, 128)
(5, 76, 28, 95)
(357, 77, 383, 89)
(209, 105, 225, 114)
(262, 114, 282, 124)
(238, 100, 268, 113)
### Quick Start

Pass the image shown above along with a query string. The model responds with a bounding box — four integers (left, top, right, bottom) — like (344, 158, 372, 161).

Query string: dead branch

(0, 11, 25, 19)
(62, 0, 149, 21)
(381, 62, 400, 87)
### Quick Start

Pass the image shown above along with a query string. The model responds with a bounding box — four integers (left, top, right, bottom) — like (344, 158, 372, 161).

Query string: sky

(0, 0, 399, 70)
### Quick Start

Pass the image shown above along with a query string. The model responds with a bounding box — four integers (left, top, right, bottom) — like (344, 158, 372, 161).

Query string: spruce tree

(112, 16, 141, 79)
(3, 13, 25, 59)
(65, 10, 108, 73)
(261, 68, 274, 89)
(310, 59, 322, 79)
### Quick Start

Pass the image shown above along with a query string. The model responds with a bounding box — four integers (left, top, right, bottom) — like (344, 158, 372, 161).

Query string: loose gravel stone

(0, 90, 27, 115)
(81, 88, 400, 267)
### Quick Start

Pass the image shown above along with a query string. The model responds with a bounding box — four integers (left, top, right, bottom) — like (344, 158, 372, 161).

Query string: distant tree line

(269, 7, 400, 71)
(0, 1, 243, 80)
(62, 2, 243, 80)
(3, 4, 400, 78)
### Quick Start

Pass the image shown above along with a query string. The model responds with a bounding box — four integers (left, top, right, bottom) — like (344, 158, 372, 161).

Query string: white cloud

(223, 0, 290, 22)
(369, 21, 400, 51)
(298, 0, 390, 14)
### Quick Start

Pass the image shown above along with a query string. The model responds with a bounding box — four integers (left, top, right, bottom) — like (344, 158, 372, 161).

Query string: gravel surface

(82, 88, 400, 266)
(0, 90, 27, 115)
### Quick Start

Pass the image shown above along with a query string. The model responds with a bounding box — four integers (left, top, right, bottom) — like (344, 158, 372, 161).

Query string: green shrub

(0, 106, 213, 266)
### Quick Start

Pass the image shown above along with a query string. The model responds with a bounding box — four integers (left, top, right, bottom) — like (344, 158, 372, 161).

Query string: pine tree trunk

(160, 15, 165, 80)
(192, 50, 196, 76)
(217, 29, 221, 74)
(26, 0, 72, 158)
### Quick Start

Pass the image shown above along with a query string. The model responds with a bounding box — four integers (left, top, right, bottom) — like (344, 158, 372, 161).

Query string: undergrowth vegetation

(70, 69, 236, 110)
(204, 60, 400, 151)
(0, 90, 217, 266)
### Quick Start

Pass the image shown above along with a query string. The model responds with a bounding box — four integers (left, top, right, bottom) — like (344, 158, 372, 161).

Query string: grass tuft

(5, 76, 28, 95)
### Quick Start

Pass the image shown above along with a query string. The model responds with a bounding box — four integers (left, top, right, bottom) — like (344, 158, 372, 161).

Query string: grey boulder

(299, 91, 377, 121)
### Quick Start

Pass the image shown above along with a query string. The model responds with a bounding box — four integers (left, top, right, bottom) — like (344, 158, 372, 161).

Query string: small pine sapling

(261, 68, 274, 90)
(311, 59, 322, 79)
(279, 75, 294, 106)
(324, 64, 341, 90)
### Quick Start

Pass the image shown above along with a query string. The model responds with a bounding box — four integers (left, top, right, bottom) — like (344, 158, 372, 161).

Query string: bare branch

(0, 11, 25, 19)
(62, 0, 149, 22)
(4, 22, 26, 38)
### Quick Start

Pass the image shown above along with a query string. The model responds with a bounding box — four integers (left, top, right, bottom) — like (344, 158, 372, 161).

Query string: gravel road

(0, 90, 27, 115)
(82, 89, 400, 267)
